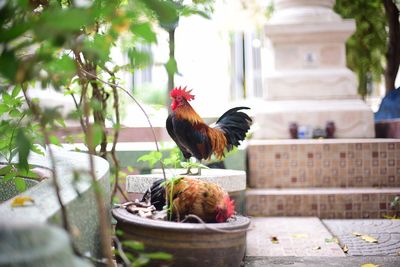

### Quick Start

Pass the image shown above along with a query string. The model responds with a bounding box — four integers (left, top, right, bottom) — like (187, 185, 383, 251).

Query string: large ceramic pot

(112, 208, 250, 267)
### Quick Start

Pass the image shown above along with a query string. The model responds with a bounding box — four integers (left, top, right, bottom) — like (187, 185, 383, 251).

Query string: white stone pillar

(253, 0, 374, 139)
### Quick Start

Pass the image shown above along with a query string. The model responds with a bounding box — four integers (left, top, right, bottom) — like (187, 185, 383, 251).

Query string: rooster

(167, 86, 252, 175)
(142, 177, 235, 223)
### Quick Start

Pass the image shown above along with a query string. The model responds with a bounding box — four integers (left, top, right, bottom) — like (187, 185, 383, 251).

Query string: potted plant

(2, 0, 239, 266)
(112, 83, 252, 266)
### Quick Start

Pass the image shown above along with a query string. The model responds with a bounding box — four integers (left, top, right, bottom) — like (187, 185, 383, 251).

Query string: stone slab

(245, 256, 400, 267)
(246, 217, 345, 257)
(252, 99, 374, 139)
(324, 219, 400, 256)
(127, 168, 246, 193)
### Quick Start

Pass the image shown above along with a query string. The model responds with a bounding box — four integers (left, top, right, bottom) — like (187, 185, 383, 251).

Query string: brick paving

(246, 217, 345, 257)
(324, 219, 400, 256)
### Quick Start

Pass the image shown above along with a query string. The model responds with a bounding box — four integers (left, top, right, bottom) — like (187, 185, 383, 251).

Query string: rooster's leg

(188, 159, 202, 176)
(182, 166, 193, 175)
(181, 158, 194, 175)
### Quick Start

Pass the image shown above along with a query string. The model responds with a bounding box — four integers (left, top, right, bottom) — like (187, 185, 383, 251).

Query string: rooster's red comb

(225, 196, 235, 218)
(170, 86, 195, 102)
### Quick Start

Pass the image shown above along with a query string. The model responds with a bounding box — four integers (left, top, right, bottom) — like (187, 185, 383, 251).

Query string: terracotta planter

(112, 208, 250, 267)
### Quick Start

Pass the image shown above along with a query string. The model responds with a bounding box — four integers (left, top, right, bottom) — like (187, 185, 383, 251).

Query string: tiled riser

(246, 190, 400, 219)
(248, 141, 400, 188)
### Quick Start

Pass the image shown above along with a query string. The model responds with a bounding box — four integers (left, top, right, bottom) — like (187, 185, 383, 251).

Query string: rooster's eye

(177, 96, 182, 101)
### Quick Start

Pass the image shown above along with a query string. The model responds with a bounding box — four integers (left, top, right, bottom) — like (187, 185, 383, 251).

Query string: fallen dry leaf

(325, 237, 339, 244)
(361, 263, 379, 267)
(342, 244, 349, 253)
(360, 234, 378, 243)
(11, 196, 34, 207)
(352, 232, 363, 237)
(291, 233, 308, 239)
(270, 236, 279, 244)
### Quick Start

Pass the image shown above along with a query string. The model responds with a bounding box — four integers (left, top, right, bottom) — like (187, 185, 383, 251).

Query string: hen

(167, 86, 252, 174)
(143, 177, 235, 223)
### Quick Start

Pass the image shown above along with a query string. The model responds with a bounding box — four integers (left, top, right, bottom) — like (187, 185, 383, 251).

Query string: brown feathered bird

(142, 177, 235, 223)
(167, 86, 252, 174)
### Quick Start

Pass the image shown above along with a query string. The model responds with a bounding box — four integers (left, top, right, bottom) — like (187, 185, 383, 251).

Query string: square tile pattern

(248, 140, 400, 188)
(246, 188, 400, 219)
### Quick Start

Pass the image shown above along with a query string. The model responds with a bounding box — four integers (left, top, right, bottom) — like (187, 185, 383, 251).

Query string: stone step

(245, 187, 400, 219)
(247, 139, 400, 188)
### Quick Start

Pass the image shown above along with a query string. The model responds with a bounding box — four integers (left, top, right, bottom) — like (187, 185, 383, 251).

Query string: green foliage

(334, 0, 387, 97)
(137, 151, 163, 168)
(116, 239, 173, 266)
(0, 0, 213, 264)
(160, 176, 184, 220)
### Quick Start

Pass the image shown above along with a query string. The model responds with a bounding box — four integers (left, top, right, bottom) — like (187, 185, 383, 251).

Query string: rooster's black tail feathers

(216, 107, 252, 150)
(141, 178, 165, 210)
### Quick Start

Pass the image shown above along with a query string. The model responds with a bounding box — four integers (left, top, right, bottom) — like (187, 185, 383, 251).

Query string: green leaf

(14, 177, 27, 192)
(140, 0, 179, 28)
(49, 135, 62, 147)
(0, 23, 30, 42)
(144, 252, 173, 260)
(17, 169, 39, 179)
(36, 8, 94, 33)
(137, 151, 162, 168)
(92, 124, 104, 148)
(11, 86, 21, 98)
(4, 170, 17, 182)
(165, 57, 177, 75)
(122, 240, 144, 251)
(16, 128, 31, 171)
(131, 23, 157, 43)
(83, 34, 112, 64)
(0, 50, 19, 82)
(180, 6, 210, 19)
(0, 104, 8, 116)
(0, 165, 13, 176)
(115, 229, 123, 237)
(9, 109, 21, 117)
(2, 91, 12, 104)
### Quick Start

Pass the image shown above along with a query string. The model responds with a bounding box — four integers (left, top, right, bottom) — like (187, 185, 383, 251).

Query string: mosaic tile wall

(247, 140, 400, 188)
(246, 191, 399, 219)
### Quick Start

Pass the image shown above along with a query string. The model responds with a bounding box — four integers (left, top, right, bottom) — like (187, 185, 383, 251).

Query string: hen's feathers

(142, 177, 231, 223)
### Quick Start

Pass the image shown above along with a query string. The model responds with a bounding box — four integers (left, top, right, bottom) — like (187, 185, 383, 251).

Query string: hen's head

(170, 86, 195, 111)
(215, 196, 235, 223)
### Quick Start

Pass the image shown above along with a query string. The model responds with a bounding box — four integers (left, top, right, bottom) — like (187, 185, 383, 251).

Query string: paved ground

(324, 219, 400, 256)
(246, 217, 345, 257)
(245, 256, 400, 267)
(246, 217, 400, 266)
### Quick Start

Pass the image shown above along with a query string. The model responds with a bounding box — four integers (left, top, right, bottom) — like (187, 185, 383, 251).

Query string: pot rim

(112, 208, 250, 233)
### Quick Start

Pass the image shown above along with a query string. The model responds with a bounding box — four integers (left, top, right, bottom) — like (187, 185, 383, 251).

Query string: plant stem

(80, 68, 167, 181)
(7, 113, 26, 163)
(108, 71, 122, 203)
(82, 88, 114, 267)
